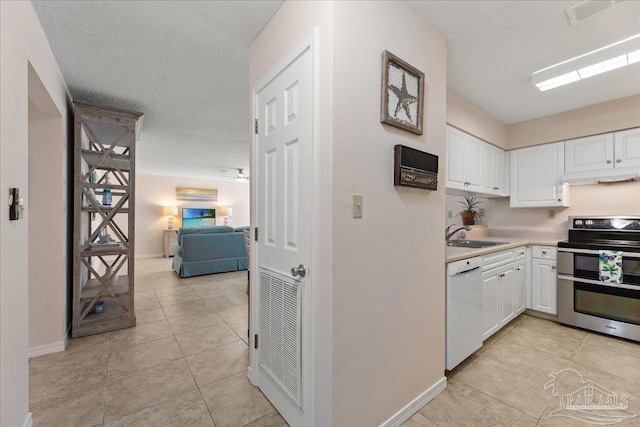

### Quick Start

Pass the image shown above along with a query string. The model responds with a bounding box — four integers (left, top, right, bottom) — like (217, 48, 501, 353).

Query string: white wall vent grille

(566, 1, 626, 25)
(258, 268, 302, 408)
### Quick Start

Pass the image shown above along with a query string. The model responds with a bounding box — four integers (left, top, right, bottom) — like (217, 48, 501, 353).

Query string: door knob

(617, 159, 622, 163)
(291, 264, 307, 278)
(607, 159, 612, 164)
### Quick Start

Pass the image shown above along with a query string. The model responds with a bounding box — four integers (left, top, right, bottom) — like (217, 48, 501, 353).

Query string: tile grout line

(518, 317, 590, 341)
(499, 330, 580, 363)
(174, 321, 218, 427)
(452, 353, 557, 421)
(448, 378, 541, 424)
(101, 331, 112, 426)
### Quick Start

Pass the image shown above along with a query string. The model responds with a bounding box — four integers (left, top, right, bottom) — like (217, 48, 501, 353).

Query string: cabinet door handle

(617, 159, 622, 163)
(607, 159, 612, 164)
(552, 266, 556, 270)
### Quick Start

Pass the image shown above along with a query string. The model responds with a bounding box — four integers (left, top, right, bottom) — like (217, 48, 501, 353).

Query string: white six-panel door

(252, 39, 313, 427)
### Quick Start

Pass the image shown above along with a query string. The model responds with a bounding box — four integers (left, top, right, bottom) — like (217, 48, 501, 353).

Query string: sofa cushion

(234, 226, 250, 232)
(172, 243, 183, 257)
(177, 226, 234, 243)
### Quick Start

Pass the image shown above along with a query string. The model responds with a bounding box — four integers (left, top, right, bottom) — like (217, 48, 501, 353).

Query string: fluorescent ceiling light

(532, 33, 640, 91)
(536, 71, 581, 91)
(578, 54, 629, 78)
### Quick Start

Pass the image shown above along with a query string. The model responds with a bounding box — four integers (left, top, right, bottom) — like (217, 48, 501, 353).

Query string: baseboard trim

(380, 376, 447, 427)
(28, 340, 66, 358)
(22, 412, 33, 427)
(246, 366, 254, 384)
(135, 253, 164, 259)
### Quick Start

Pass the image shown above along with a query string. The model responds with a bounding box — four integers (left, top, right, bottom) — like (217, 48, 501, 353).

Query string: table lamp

(218, 207, 233, 226)
(164, 205, 179, 229)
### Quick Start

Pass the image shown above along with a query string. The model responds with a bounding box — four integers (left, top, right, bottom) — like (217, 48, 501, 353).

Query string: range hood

(562, 169, 640, 185)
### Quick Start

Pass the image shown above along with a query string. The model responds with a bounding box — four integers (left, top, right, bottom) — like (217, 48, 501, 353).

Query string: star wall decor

(380, 51, 425, 135)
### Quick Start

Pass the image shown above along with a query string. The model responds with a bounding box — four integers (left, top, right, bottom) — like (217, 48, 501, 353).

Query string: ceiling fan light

(578, 54, 628, 79)
(535, 71, 581, 91)
(628, 49, 640, 64)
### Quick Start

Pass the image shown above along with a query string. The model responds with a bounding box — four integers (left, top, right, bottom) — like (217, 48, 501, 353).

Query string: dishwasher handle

(447, 257, 482, 276)
(456, 266, 480, 274)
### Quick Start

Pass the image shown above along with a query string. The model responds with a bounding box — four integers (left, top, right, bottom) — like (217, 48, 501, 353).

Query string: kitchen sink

(447, 240, 507, 249)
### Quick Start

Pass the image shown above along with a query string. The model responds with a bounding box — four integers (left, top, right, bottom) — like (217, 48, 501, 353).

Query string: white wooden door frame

(249, 30, 318, 427)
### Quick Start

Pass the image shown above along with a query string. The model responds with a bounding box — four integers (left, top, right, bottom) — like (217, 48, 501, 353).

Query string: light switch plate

(352, 195, 363, 218)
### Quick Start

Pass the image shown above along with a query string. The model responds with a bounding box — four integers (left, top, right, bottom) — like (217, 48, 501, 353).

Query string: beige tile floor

(29, 258, 287, 427)
(30, 259, 640, 427)
(404, 314, 640, 427)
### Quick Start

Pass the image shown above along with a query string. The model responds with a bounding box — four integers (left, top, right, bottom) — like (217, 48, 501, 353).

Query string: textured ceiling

(33, 1, 640, 179)
(31, 0, 283, 179)
(409, 0, 640, 124)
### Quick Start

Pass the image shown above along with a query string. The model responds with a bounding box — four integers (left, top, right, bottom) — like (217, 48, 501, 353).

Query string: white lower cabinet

(483, 271, 500, 339)
(515, 260, 526, 315)
(530, 245, 557, 315)
(482, 247, 526, 340)
(531, 258, 557, 314)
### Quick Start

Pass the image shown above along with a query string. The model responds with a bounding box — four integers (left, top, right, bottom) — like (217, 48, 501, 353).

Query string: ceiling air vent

(566, 1, 626, 25)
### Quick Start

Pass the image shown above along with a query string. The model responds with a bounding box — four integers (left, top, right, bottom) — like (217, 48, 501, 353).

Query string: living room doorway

(27, 62, 69, 357)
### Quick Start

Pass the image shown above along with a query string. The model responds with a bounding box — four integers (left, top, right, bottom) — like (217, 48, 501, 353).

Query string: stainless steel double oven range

(557, 216, 640, 342)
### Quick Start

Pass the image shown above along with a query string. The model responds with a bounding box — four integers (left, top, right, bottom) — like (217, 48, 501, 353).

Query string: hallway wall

(28, 96, 68, 356)
(1, 2, 71, 425)
(331, 2, 447, 425)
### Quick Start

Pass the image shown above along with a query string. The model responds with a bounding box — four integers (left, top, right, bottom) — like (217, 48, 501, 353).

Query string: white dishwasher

(446, 257, 483, 370)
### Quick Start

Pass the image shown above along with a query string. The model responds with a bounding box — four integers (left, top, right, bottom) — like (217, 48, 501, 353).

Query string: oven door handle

(558, 274, 640, 291)
(557, 247, 640, 258)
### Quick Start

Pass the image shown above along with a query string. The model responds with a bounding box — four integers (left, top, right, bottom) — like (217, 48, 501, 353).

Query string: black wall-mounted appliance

(394, 145, 438, 190)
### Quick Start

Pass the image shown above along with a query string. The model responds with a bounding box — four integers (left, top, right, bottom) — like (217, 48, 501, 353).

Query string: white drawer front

(514, 246, 526, 260)
(482, 249, 515, 271)
(533, 245, 557, 259)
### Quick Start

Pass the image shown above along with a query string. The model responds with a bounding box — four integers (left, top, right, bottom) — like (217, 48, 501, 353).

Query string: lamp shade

(164, 205, 179, 216)
(218, 207, 233, 217)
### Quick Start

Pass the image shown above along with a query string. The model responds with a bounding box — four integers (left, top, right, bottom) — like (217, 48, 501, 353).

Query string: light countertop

(446, 237, 563, 263)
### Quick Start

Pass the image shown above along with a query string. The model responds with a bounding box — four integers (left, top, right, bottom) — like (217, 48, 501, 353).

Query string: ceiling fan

(220, 168, 250, 182)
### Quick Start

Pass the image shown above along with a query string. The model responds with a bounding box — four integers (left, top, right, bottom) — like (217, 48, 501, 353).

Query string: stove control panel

(570, 217, 640, 231)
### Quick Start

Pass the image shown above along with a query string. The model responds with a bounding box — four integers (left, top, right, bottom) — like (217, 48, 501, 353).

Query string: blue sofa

(171, 226, 249, 278)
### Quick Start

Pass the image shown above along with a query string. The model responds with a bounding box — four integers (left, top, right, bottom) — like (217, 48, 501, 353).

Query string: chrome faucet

(446, 224, 471, 243)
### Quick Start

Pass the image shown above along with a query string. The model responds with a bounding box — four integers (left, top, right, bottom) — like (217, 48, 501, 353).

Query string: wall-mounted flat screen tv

(182, 208, 216, 228)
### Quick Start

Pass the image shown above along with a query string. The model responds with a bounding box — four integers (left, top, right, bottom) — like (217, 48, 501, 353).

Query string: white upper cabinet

(446, 126, 482, 192)
(482, 144, 508, 196)
(446, 126, 468, 189)
(466, 136, 484, 193)
(614, 128, 640, 170)
(510, 142, 569, 208)
(565, 133, 614, 173)
(563, 128, 640, 183)
(446, 125, 508, 197)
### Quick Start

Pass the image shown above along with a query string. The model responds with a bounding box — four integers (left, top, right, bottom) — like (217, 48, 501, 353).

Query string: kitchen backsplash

(446, 180, 640, 239)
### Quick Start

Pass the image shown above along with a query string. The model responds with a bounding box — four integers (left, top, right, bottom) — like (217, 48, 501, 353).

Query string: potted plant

(458, 196, 481, 226)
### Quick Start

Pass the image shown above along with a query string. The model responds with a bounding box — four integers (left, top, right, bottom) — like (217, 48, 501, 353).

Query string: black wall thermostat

(394, 145, 438, 190)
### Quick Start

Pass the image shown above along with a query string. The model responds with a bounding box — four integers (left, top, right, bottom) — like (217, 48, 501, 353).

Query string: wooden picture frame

(380, 50, 425, 135)
(176, 187, 218, 201)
